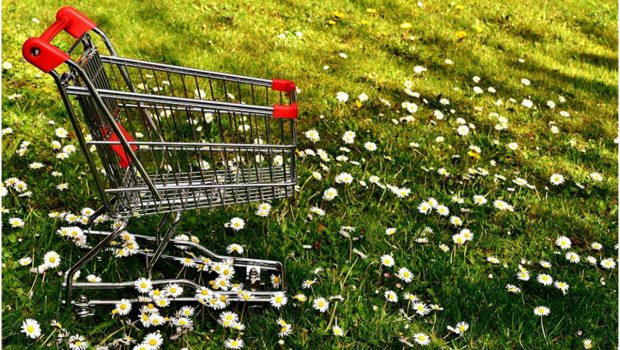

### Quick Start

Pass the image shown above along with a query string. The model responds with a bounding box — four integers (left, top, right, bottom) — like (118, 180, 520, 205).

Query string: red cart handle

(272, 79, 296, 93)
(22, 7, 96, 73)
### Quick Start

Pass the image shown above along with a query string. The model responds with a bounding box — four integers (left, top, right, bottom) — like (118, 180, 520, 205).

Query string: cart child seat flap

(101, 121, 137, 168)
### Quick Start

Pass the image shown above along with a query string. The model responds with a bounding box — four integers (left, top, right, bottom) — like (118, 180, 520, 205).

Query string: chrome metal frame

(47, 26, 295, 314)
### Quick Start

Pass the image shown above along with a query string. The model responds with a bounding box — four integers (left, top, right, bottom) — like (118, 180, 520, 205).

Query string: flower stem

(325, 302, 338, 332)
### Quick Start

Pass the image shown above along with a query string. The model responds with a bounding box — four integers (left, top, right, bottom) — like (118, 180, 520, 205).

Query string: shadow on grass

(574, 18, 618, 49)
(574, 52, 618, 71)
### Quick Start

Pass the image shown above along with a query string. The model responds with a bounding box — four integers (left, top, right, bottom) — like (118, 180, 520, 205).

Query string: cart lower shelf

(110, 166, 295, 217)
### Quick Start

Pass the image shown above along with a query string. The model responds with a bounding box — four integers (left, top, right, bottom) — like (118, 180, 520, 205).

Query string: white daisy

(380, 254, 395, 267)
(384, 290, 398, 303)
(417, 201, 432, 214)
(115, 299, 132, 316)
(506, 284, 521, 294)
(533, 306, 550, 316)
(226, 243, 244, 255)
(304, 129, 320, 143)
(312, 297, 329, 312)
(601, 258, 616, 269)
(323, 187, 338, 201)
(270, 292, 288, 309)
(516, 270, 530, 281)
(412, 302, 431, 316)
(135, 278, 153, 293)
(554, 281, 569, 295)
(8, 217, 24, 228)
(332, 325, 344, 337)
(536, 274, 553, 286)
(565, 252, 580, 264)
(396, 267, 413, 282)
(336, 92, 349, 103)
(227, 217, 245, 231)
(549, 173, 564, 185)
(342, 130, 356, 144)
(364, 141, 377, 151)
(413, 332, 430, 345)
(68, 334, 88, 350)
(21, 319, 41, 339)
(555, 236, 571, 250)
(143, 332, 163, 348)
(18, 257, 32, 266)
(43, 251, 61, 268)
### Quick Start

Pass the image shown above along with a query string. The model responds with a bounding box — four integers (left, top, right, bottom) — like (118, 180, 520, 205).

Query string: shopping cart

(23, 7, 298, 316)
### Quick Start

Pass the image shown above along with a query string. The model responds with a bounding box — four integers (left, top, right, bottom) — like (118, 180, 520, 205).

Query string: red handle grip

(272, 79, 296, 93)
(22, 7, 96, 73)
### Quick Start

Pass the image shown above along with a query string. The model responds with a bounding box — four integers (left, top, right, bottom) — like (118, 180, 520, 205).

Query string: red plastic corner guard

(22, 6, 96, 73)
(273, 104, 298, 119)
(271, 79, 296, 93)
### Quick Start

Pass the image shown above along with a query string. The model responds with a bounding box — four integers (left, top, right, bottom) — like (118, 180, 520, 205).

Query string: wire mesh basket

(23, 6, 298, 312)
(69, 44, 298, 217)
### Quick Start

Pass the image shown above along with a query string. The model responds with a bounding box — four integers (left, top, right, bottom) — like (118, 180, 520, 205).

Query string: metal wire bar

(147, 212, 182, 277)
(64, 219, 128, 304)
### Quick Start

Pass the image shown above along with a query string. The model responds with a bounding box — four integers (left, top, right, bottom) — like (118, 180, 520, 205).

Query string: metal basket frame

(23, 7, 297, 313)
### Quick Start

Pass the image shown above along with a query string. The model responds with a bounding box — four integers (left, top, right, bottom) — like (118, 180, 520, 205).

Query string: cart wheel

(246, 266, 262, 291)
(76, 295, 95, 318)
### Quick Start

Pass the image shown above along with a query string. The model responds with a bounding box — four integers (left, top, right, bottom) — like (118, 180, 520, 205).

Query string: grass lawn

(2, 0, 618, 348)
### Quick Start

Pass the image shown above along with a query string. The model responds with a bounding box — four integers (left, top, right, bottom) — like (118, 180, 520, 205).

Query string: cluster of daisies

(21, 319, 89, 350)
(509, 236, 615, 295)
(377, 254, 448, 344)
(295, 63, 614, 346)
(14, 200, 286, 348)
